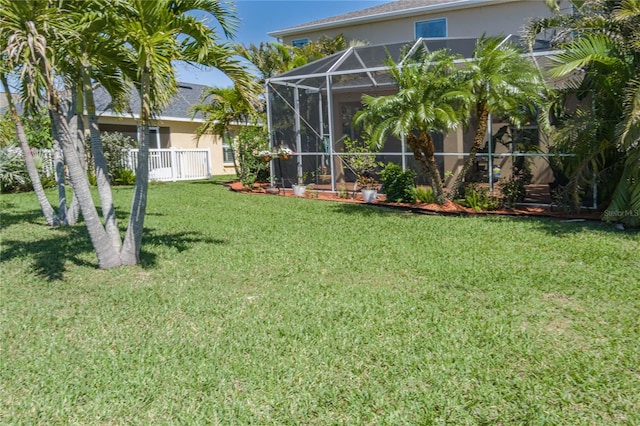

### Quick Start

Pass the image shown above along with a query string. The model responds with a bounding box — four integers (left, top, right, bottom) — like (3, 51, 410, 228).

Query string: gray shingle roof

(95, 82, 209, 120)
(269, 0, 483, 36)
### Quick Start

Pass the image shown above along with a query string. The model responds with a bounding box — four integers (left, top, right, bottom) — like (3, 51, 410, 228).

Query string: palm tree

(2, 0, 257, 267)
(447, 36, 545, 200)
(0, 0, 64, 226)
(191, 86, 259, 173)
(354, 49, 471, 204)
(527, 0, 640, 223)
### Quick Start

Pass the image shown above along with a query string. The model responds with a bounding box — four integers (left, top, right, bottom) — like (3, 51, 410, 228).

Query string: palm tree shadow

(1, 225, 226, 282)
(0, 208, 48, 228)
(328, 202, 399, 217)
(138, 230, 227, 267)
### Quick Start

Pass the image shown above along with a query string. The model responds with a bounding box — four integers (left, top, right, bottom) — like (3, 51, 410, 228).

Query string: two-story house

(265, 0, 566, 192)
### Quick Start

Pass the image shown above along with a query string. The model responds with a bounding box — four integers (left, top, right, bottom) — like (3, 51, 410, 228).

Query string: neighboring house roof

(94, 82, 209, 122)
(268, 0, 518, 38)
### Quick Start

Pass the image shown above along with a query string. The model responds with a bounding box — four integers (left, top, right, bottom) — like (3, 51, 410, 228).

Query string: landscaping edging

(225, 181, 603, 222)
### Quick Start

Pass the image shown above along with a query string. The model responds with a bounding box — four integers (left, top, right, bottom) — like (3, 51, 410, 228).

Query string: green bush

(458, 183, 501, 211)
(88, 132, 137, 183)
(501, 172, 528, 208)
(380, 163, 416, 203)
(235, 126, 270, 188)
(0, 145, 28, 193)
(413, 186, 435, 203)
(112, 168, 136, 186)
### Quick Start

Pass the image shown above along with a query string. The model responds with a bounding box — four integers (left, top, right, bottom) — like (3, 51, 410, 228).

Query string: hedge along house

(265, 35, 565, 194)
(91, 82, 239, 180)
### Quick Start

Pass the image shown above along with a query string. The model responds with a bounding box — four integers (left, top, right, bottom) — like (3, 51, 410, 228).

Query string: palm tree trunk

(121, 67, 151, 266)
(83, 64, 122, 254)
(0, 73, 59, 226)
(448, 103, 490, 200)
(51, 136, 68, 225)
(49, 91, 122, 269)
(407, 132, 446, 204)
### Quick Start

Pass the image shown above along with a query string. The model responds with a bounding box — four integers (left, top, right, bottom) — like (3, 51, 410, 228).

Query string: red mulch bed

(225, 181, 603, 222)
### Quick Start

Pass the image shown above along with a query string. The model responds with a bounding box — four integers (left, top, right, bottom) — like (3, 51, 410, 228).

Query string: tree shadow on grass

(0, 208, 48, 228)
(456, 213, 640, 238)
(328, 202, 400, 217)
(1, 224, 227, 282)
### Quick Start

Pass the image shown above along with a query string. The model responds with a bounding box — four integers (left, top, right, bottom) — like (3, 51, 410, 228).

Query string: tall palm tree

(447, 36, 545, 200)
(355, 49, 471, 204)
(2, 0, 258, 268)
(116, 0, 250, 265)
(527, 0, 640, 223)
(0, 0, 64, 226)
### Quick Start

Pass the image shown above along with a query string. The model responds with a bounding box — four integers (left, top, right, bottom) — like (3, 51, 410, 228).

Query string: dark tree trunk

(406, 132, 445, 204)
(448, 103, 490, 200)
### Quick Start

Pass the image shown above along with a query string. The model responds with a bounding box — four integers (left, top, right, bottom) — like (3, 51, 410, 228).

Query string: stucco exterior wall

(94, 115, 237, 176)
(281, 1, 553, 46)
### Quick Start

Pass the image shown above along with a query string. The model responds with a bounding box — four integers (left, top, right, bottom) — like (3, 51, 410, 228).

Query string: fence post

(170, 147, 178, 181)
(206, 148, 212, 178)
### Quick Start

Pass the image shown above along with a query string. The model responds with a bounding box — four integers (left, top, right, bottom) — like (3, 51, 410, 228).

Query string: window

(222, 144, 235, 164)
(223, 131, 235, 164)
(415, 18, 447, 38)
(291, 38, 309, 48)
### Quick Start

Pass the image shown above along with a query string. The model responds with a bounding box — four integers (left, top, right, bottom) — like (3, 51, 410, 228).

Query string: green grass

(1, 179, 639, 424)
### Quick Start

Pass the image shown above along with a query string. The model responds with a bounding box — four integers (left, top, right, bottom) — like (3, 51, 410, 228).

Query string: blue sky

(176, 0, 387, 87)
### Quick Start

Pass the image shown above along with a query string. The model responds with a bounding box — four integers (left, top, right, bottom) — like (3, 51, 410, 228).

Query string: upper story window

(291, 38, 309, 48)
(415, 18, 447, 38)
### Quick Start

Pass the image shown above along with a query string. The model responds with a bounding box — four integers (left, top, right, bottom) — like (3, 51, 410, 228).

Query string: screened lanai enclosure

(266, 35, 572, 203)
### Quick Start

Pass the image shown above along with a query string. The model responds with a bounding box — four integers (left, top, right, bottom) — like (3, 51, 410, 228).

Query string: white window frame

(222, 131, 236, 164)
(415, 17, 447, 39)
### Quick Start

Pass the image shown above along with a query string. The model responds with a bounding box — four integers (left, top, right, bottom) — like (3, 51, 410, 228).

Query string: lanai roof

(267, 35, 558, 92)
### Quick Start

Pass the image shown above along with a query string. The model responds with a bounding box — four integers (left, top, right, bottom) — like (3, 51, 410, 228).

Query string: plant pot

(361, 188, 377, 203)
(279, 153, 291, 160)
(292, 184, 306, 197)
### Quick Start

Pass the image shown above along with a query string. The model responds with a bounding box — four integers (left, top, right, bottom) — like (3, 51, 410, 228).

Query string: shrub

(458, 183, 501, 211)
(380, 163, 416, 203)
(235, 126, 270, 188)
(112, 168, 136, 186)
(87, 132, 137, 183)
(0, 145, 28, 193)
(501, 168, 532, 208)
(413, 186, 435, 203)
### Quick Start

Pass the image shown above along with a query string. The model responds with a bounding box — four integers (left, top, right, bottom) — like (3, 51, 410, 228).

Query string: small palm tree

(447, 36, 545, 200)
(191, 86, 260, 176)
(355, 48, 471, 204)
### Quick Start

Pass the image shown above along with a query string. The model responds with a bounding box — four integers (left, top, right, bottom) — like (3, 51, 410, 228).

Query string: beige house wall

(281, 1, 554, 46)
(94, 115, 238, 176)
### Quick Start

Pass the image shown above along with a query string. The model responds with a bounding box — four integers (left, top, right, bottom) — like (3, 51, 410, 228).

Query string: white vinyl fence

(35, 148, 211, 182)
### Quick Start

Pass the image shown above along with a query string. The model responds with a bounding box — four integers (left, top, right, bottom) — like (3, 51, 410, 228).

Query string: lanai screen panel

(267, 36, 562, 191)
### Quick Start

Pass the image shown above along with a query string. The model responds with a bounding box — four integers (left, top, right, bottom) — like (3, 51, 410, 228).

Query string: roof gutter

(268, 0, 518, 38)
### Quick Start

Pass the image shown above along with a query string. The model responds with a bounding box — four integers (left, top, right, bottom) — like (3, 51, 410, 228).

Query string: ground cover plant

(1, 180, 639, 424)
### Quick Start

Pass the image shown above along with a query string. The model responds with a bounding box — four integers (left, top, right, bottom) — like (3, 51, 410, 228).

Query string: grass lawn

(1, 179, 639, 424)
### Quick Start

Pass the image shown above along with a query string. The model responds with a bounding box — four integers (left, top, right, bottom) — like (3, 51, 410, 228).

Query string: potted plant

(292, 171, 309, 197)
(257, 150, 272, 163)
(343, 136, 381, 203)
(277, 146, 293, 160)
(358, 174, 378, 203)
